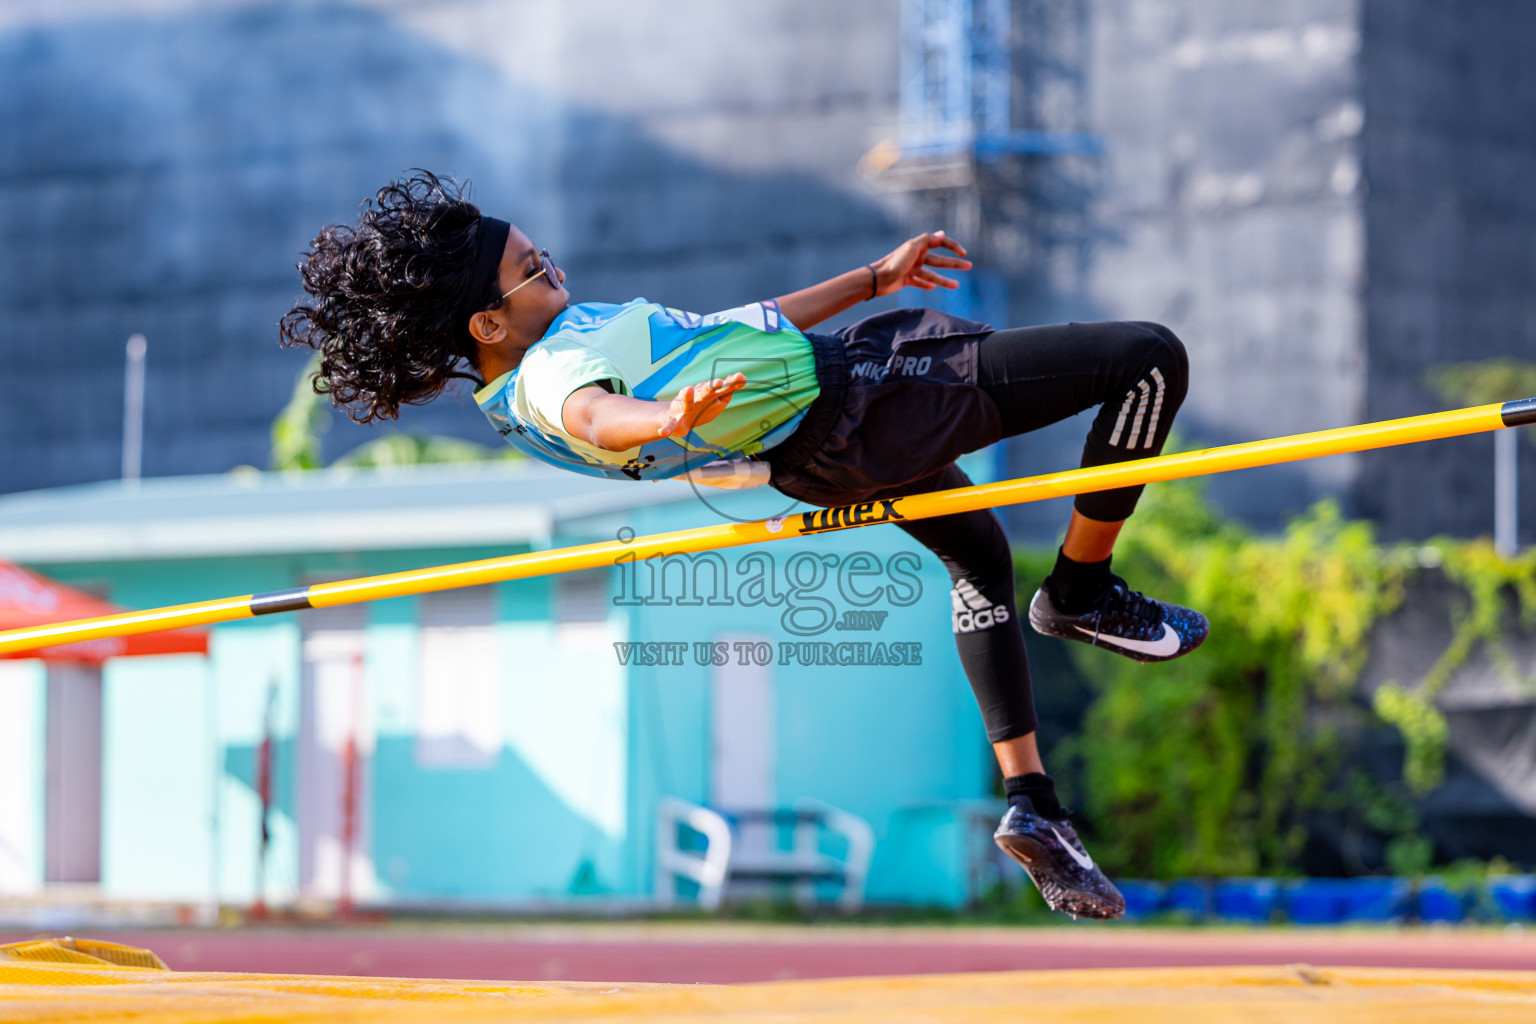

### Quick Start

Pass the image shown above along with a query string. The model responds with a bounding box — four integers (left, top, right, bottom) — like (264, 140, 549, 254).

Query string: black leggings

(895, 321, 1189, 742)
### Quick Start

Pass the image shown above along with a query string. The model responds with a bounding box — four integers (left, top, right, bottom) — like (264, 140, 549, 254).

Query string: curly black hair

(279, 170, 497, 423)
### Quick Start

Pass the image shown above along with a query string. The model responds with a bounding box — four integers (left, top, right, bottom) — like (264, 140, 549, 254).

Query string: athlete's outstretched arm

(773, 231, 972, 330)
(562, 374, 747, 452)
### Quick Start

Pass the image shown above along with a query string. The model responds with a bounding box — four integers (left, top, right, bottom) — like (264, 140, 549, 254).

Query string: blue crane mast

(889, 0, 1103, 482)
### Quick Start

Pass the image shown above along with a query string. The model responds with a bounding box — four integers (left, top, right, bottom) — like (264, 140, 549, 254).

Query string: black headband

(461, 215, 512, 334)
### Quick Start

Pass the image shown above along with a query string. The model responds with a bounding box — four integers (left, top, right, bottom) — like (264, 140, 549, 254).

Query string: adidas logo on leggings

(951, 580, 1010, 633)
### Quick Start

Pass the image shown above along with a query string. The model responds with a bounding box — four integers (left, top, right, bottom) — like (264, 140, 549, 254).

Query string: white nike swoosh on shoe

(1075, 621, 1181, 657)
(1049, 825, 1095, 870)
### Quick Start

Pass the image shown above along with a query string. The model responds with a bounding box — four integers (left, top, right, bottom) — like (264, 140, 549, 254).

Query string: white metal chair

(654, 797, 875, 911)
(654, 797, 734, 911)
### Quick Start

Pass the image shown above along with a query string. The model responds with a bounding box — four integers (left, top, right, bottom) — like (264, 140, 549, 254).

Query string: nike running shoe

(1028, 575, 1207, 662)
(994, 799, 1125, 920)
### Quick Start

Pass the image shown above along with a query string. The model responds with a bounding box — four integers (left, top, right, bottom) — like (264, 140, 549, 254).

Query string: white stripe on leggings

(1125, 379, 1152, 448)
(1107, 389, 1137, 447)
(1141, 368, 1167, 449)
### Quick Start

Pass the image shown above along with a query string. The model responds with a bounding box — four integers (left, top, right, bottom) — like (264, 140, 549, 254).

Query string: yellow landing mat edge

(2, 940, 1536, 1023)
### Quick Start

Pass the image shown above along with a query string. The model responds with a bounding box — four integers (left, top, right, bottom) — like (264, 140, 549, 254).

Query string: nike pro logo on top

(1075, 621, 1181, 657)
(1049, 825, 1095, 870)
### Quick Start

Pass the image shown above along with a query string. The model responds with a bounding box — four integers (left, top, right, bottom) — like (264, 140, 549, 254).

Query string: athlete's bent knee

(1131, 321, 1187, 375)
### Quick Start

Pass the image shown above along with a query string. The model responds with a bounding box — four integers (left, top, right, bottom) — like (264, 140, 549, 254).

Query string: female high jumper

(280, 171, 1208, 919)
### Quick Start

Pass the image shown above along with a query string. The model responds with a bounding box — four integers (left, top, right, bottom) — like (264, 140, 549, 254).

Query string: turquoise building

(0, 464, 1004, 911)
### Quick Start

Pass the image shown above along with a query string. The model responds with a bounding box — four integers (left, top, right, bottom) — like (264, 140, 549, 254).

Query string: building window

(44, 663, 101, 885)
(556, 569, 610, 625)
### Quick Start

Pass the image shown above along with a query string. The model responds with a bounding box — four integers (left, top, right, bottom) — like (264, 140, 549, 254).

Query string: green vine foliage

(1370, 684, 1447, 795)
(268, 354, 518, 470)
(332, 433, 510, 467)
(270, 353, 330, 470)
(1424, 359, 1536, 411)
(1373, 541, 1536, 797)
(1375, 356, 1536, 800)
(1017, 477, 1536, 879)
(1024, 481, 1403, 878)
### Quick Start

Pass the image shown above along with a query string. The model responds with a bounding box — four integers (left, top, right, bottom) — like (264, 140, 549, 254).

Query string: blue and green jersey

(475, 298, 819, 481)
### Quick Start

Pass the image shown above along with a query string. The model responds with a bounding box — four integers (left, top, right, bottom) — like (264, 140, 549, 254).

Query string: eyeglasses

(498, 248, 561, 302)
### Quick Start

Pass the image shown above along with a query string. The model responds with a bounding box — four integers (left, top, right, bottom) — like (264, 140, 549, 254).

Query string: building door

(710, 634, 775, 812)
(416, 585, 500, 768)
(44, 663, 101, 884)
(298, 604, 373, 903)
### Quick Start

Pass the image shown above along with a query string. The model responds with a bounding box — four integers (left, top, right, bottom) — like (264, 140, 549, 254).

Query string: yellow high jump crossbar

(1, 397, 1533, 656)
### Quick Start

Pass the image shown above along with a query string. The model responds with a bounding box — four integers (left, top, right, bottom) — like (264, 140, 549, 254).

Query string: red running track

(4, 925, 1535, 983)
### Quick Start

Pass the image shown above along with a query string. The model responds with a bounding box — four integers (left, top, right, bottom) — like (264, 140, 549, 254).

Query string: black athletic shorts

(765, 308, 1000, 506)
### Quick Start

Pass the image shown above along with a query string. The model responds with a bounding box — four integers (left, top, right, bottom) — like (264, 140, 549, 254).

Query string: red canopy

(0, 560, 208, 662)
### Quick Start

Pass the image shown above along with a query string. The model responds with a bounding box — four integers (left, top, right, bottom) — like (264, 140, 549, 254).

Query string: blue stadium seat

(1415, 879, 1468, 923)
(1115, 880, 1166, 919)
(1284, 879, 1351, 924)
(1165, 879, 1213, 919)
(1214, 878, 1281, 922)
(1338, 877, 1410, 922)
(1490, 876, 1536, 921)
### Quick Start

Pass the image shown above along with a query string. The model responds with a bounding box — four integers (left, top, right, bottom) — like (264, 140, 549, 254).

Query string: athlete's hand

(658, 373, 747, 439)
(870, 230, 972, 295)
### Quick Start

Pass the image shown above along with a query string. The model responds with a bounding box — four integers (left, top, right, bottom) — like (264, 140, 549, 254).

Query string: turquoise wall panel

(616, 489, 995, 907)
(366, 596, 629, 902)
(211, 621, 300, 906)
(29, 504, 1001, 908)
(101, 654, 214, 899)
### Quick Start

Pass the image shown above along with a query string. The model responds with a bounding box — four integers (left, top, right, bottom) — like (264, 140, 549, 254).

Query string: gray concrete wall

(1083, 0, 1367, 527)
(1356, 0, 1536, 540)
(1082, 0, 1536, 538)
(6, 0, 1532, 545)
(0, 0, 906, 494)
